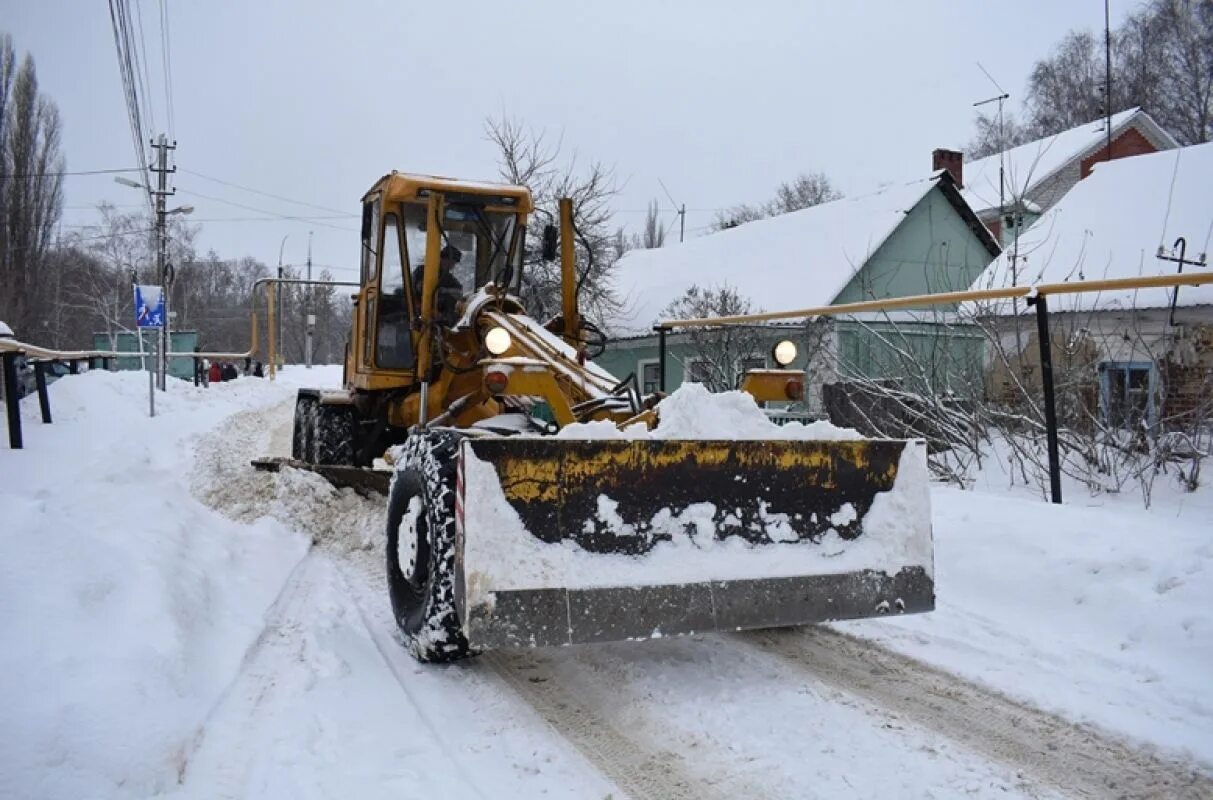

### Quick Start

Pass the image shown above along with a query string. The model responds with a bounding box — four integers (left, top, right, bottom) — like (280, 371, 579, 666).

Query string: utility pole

(1105, 0, 1113, 162)
(305, 231, 314, 368)
(149, 134, 177, 391)
(658, 178, 686, 243)
(277, 234, 288, 370)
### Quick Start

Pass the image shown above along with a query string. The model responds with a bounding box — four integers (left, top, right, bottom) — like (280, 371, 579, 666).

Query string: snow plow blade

(456, 438, 933, 650)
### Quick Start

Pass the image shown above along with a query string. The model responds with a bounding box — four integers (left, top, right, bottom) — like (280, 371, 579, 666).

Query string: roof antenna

(974, 62, 1010, 227)
(657, 178, 685, 243)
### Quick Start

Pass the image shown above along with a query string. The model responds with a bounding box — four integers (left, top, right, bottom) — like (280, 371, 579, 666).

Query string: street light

(114, 175, 144, 189)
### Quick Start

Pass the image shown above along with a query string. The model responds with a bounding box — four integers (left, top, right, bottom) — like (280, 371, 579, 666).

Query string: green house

(598, 171, 1000, 415)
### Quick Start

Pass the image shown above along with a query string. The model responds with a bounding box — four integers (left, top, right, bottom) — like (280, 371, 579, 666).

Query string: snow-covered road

(2, 369, 1211, 798)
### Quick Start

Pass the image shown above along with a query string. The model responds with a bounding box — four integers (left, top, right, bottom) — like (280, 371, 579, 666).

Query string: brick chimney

(932, 148, 963, 189)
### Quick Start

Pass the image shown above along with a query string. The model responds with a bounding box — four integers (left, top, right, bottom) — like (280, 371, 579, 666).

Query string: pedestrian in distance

(208, 361, 222, 385)
(253, 361, 264, 378)
(221, 362, 238, 382)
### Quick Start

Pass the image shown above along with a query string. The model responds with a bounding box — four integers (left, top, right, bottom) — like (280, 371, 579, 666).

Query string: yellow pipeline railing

(655, 269, 1213, 506)
(658, 272, 1213, 329)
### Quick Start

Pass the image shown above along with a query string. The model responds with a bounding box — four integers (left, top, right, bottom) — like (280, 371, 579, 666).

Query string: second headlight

(772, 339, 798, 366)
(485, 326, 512, 356)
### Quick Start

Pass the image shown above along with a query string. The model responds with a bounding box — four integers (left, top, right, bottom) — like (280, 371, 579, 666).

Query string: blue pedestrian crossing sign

(134, 285, 165, 328)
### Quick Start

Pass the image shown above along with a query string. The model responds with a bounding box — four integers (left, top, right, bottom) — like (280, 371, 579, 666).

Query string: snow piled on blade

(464, 383, 930, 607)
(558, 382, 864, 440)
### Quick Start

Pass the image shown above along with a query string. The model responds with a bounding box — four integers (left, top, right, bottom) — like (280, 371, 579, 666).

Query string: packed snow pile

(557, 382, 864, 441)
(0, 368, 334, 799)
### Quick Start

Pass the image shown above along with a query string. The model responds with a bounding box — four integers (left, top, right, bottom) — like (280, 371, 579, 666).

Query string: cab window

(375, 213, 414, 369)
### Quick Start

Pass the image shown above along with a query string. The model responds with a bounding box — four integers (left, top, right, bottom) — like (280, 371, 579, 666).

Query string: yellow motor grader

(282, 171, 934, 662)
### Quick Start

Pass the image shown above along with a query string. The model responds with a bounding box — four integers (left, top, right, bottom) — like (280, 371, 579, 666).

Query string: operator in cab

(412, 244, 464, 328)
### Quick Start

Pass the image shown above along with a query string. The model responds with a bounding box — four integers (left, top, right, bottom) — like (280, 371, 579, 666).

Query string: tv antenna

(657, 178, 686, 243)
(974, 62, 1011, 221)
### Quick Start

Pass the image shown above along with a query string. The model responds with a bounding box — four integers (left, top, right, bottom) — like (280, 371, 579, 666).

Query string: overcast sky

(8, 0, 1131, 280)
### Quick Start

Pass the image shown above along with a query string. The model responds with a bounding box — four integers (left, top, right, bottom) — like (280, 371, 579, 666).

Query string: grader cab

(282, 171, 934, 663)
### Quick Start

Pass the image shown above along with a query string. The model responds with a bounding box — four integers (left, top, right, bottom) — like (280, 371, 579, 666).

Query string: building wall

(1080, 126, 1161, 178)
(1026, 122, 1167, 214)
(832, 187, 998, 306)
(982, 306, 1213, 430)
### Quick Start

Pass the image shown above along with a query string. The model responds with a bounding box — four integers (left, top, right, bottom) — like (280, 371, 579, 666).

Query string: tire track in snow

(484, 650, 747, 800)
(334, 563, 491, 800)
(176, 551, 324, 795)
(744, 626, 1213, 799)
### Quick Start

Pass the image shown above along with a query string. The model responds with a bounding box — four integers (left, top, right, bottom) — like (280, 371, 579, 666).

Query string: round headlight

(485, 326, 512, 356)
(772, 339, 797, 366)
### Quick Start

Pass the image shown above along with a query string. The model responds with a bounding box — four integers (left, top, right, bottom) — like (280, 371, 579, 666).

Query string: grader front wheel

(384, 430, 472, 663)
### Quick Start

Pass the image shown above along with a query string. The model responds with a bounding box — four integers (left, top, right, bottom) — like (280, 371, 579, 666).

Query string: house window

(1100, 362, 1155, 429)
(738, 355, 765, 373)
(639, 360, 660, 394)
(686, 359, 712, 385)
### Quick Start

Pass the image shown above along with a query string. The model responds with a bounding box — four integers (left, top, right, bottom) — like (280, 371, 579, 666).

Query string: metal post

(148, 365, 155, 418)
(277, 234, 287, 370)
(305, 231, 313, 369)
(656, 326, 668, 393)
(34, 362, 51, 423)
(267, 276, 277, 380)
(102, 356, 111, 370)
(679, 203, 686, 243)
(1030, 295, 1062, 504)
(3, 351, 22, 449)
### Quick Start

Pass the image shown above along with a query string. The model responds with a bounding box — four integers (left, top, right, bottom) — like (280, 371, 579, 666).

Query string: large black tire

(292, 393, 317, 462)
(313, 403, 355, 466)
(385, 430, 472, 663)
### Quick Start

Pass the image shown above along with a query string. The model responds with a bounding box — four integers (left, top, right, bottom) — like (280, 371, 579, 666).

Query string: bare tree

(769, 172, 842, 214)
(966, 109, 1033, 159)
(976, 1, 1211, 148)
(710, 171, 841, 231)
(485, 114, 622, 326)
(710, 202, 767, 232)
(0, 35, 64, 334)
(661, 284, 767, 392)
(633, 199, 667, 249)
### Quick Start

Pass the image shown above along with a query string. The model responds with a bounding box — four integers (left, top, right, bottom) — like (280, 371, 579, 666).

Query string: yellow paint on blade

(489, 440, 898, 504)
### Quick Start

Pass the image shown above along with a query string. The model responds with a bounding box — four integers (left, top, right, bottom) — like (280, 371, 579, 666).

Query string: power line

(0, 167, 142, 179)
(7, 227, 157, 255)
(107, 0, 154, 215)
(157, 0, 175, 138)
(179, 168, 352, 216)
(175, 187, 359, 232)
(132, 0, 156, 133)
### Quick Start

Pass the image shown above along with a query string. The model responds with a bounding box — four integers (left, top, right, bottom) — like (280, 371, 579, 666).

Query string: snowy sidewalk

(2, 369, 1210, 798)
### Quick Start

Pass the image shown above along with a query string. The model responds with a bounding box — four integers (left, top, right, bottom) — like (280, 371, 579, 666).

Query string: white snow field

(1, 369, 1211, 799)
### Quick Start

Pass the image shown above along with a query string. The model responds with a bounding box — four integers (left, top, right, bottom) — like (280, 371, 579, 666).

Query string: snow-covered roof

(960, 108, 1176, 214)
(611, 175, 949, 335)
(971, 142, 1213, 313)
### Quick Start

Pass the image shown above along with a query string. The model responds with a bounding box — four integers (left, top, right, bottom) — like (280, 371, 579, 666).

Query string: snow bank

(0, 369, 337, 798)
(841, 484, 1213, 767)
